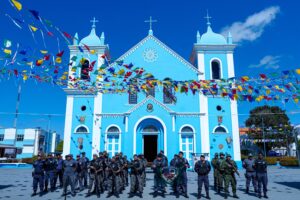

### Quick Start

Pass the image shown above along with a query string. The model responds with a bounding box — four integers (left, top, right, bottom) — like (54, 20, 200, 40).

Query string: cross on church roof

(144, 16, 157, 35)
(90, 17, 99, 28)
(204, 10, 212, 26)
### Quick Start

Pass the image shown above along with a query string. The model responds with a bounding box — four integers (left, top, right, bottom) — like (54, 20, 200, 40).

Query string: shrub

(279, 157, 299, 166)
(265, 157, 277, 165)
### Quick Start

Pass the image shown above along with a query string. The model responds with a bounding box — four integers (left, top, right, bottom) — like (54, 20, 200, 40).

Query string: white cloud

(249, 55, 281, 69)
(221, 6, 280, 43)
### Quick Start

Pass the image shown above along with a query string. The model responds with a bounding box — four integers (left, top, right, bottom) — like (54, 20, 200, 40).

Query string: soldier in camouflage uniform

(220, 154, 239, 199)
(139, 154, 148, 187)
(106, 156, 121, 198)
(152, 154, 167, 197)
(217, 152, 225, 193)
(123, 155, 129, 186)
(86, 154, 100, 198)
(211, 153, 219, 190)
(128, 154, 143, 198)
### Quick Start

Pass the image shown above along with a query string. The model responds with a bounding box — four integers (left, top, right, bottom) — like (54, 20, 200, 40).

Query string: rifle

(227, 160, 240, 177)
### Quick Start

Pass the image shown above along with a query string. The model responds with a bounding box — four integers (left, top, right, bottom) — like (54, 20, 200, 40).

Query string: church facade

(62, 18, 241, 166)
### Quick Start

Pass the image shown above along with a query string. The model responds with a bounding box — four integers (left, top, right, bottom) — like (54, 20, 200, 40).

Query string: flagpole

(13, 80, 22, 148)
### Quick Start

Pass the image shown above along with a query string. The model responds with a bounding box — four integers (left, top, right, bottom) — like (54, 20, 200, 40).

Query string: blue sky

(0, 0, 300, 136)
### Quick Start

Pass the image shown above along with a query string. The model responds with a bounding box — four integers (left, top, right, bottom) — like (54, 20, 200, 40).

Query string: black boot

(206, 191, 211, 199)
(138, 192, 143, 198)
(153, 191, 158, 198)
(258, 193, 262, 199)
(224, 193, 228, 199)
(85, 192, 91, 197)
(106, 192, 113, 198)
(128, 193, 134, 198)
(233, 194, 239, 199)
(183, 193, 189, 198)
(31, 191, 37, 197)
(246, 187, 249, 194)
(197, 192, 201, 199)
(264, 193, 268, 199)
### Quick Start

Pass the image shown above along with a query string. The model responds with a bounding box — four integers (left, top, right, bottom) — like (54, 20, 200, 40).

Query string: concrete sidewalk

(0, 166, 299, 200)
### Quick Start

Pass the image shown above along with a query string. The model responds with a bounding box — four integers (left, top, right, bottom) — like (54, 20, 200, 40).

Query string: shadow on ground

(275, 182, 300, 190)
(0, 185, 14, 190)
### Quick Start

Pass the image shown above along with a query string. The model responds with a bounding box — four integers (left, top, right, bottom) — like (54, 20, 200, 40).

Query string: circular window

(81, 105, 86, 111)
(216, 105, 222, 111)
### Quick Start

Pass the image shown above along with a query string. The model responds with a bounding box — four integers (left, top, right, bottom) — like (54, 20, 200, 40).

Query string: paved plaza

(0, 166, 299, 200)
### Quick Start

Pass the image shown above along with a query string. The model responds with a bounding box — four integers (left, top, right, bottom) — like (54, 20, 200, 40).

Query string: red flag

(47, 31, 54, 37)
(63, 32, 72, 39)
(43, 55, 50, 61)
(56, 50, 64, 57)
(260, 74, 267, 79)
(83, 44, 90, 52)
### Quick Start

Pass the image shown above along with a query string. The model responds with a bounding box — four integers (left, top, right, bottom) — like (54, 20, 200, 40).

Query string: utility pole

(13, 81, 22, 147)
(261, 115, 266, 158)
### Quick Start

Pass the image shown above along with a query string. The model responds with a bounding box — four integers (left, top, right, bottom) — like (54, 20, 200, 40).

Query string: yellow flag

(23, 75, 28, 81)
(237, 85, 243, 91)
(56, 57, 62, 63)
(30, 25, 38, 32)
(4, 49, 12, 55)
(296, 69, 300, 75)
(90, 49, 96, 54)
(11, 0, 22, 11)
(266, 89, 271, 95)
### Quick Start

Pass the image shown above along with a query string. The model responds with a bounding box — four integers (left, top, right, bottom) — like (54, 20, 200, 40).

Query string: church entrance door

(143, 135, 157, 162)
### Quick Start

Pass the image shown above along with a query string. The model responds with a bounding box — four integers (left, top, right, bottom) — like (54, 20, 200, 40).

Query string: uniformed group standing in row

(32, 150, 268, 199)
(210, 152, 269, 199)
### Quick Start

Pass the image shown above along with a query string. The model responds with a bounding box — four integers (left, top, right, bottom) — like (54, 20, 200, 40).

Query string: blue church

(63, 17, 241, 166)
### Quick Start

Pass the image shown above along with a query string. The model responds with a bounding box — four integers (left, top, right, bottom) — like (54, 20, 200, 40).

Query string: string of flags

(1, 0, 300, 104)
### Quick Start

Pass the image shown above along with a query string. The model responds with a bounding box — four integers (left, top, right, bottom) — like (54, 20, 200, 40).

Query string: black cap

(81, 152, 86, 155)
(157, 154, 162, 158)
(200, 155, 205, 158)
(179, 151, 184, 155)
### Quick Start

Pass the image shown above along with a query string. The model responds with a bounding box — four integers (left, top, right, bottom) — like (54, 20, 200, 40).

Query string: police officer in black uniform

(32, 154, 45, 196)
(86, 154, 100, 197)
(54, 154, 64, 188)
(254, 152, 268, 199)
(44, 154, 57, 192)
(80, 152, 89, 187)
(194, 155, 211, 199)
(62, 154, 77, 197)
(152, 153, 167, 197)
(175, 151, 190, 198)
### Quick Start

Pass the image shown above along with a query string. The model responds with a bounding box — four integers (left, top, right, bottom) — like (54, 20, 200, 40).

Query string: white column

(197, 51, 210, 160)
(231, 100, 241, 161)
(92, 93, 102, 156)
(62, 96, 74, 157)
(227, 53, 235, 78)
(125, 116, 128, 132)
(51, 132, 56, 152)
(199, 95, 210, 160)
(172, 115, 175, 132)
(197, 53, 205, 80)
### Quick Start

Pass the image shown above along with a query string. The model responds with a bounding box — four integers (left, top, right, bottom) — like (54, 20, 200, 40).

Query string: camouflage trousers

(217, 172, 225, 191)
(107, 175, 121, 194)
(213, 169, 219, 189)
(130, 174, 143, 193)
(224, 174, 236, 195)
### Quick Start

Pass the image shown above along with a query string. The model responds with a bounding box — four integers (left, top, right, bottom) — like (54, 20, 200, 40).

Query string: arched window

(213, 126, 227, 133)
(106, 125, 121, 157)
(181, 126, 194, 133)
(211, 60, 221, 79)
(179, 125, 195, 166)
(75, 126, 88, 133)
(107, 126, 120, 134)
(80, 59, 90, 80)
(142, 125, 159, 133)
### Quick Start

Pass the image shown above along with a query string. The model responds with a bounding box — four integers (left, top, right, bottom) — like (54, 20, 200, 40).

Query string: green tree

(245, 106, 294, 155)
(55, 140, 63, 153)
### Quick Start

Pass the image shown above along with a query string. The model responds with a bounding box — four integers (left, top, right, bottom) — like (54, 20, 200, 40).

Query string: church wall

(69, 96, 95, 158)
(208, 97, 234, 159)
